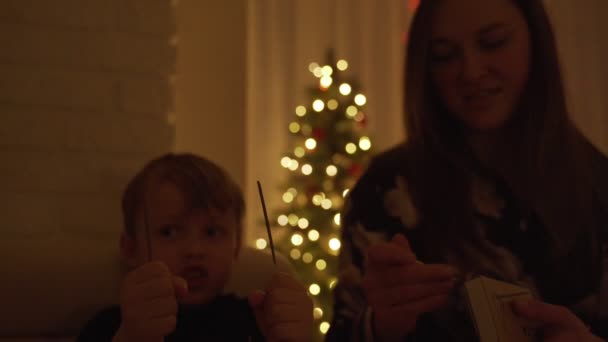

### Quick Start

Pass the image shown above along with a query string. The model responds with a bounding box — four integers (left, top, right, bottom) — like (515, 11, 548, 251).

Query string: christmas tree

(256, 50, 373, 340)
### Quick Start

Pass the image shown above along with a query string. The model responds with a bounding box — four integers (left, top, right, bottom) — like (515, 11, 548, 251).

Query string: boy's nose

(183, 236, 208, 257)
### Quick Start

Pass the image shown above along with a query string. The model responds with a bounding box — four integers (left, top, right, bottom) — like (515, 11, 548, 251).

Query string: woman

(327, 0, 608, 340)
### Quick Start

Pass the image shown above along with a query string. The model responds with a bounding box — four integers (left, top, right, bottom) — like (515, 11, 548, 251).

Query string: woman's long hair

(402, 0, 601, 303)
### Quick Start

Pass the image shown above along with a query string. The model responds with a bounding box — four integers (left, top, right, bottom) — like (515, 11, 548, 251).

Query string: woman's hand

(363, 234, 458, 342)
(512, 299, 604, 342)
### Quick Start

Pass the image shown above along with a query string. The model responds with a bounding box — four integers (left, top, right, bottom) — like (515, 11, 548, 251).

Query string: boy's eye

(159, 225, 178, 238)
(205, 226, 222, 238)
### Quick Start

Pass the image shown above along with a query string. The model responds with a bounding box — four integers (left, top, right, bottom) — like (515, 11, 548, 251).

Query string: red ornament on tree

(306, 184, 321, 197)
(349, 163, 363, 178)
(357, 116, 368, 128)
(312, 127, 326, 141)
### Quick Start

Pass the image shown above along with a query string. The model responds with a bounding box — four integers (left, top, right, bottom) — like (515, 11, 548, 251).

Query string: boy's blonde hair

(121, 153, 245, 244)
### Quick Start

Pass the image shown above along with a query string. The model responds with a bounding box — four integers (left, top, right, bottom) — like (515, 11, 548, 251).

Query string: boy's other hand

(248, 272, 313, 342)
(115, 261, 188, 342)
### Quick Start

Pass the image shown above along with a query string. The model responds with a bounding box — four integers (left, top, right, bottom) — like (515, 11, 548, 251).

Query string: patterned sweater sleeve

(326, 145, 417, 342)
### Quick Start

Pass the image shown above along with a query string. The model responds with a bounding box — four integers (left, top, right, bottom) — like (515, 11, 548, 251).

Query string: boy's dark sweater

(77, 294, 265, 341)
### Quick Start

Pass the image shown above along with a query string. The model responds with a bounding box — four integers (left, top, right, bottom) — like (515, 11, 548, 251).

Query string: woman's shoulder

(344, 143, 420, 233)
(352, 143, 411, 191)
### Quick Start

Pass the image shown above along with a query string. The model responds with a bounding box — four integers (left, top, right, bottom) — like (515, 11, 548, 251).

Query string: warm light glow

(255, 239, 267, 250)
(308, 229, 320, 241)
(313, 67, 323, 78)
(277, 215, 288, 226)
(321, 65, 333, 76)
(343, 189, 350, 197)
(295, 106, 307, 117)
(321, 198, 333, 210)
(337, 59, 348, 71)
(302, 253, 313, 263)
(345, 143, 357, 154)
(323, 180, 333, 191)
(354, 112, 365, 122)
(290, 249, 301, 260)
(289, 122, 301, 133)
(301, 124, 312, 135)
(309, 283, 321, 296)
(294, 146, 305, 158)
(281, 157, 291, 168)
(282, 192, 294, 203)
(288, 159, 299, 171)
(288, 214, 299, 226)
(320, 322, 330, 334)
(312, 194, 323, 206)
(329, 278, 338, 289)
(312, 99, 325, 112)
(346, 105, 358, 118)
(326, 165, 338, 177)
(305, 138, 317, 150)
(354, 94, 367, 106)
(327, 99, 338, 110)
(298, 218, 309, 229)
(287, 187, 297, 195)
(329, 238, 342, 251)
(320, 76, 333, 88)
(334, 213, 341, 225)
(308, 62, 319, 73)
(302, 164, 313, 175)
(316, 259, 327, 270)
(339, 83, 352, 96)
(313, 307, 324, 319)
(359, 136, 372, 151)
(291, 234, 304, 246)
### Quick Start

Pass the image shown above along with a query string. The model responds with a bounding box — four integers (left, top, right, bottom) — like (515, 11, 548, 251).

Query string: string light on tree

(295, 106, 307, 117)
(256, 239, 267, 250)
(327, 99, 338, 110)
(290, 249, 301, 260)
(272, 50, 372, 341)
(277, 215, 288, 226)
(313, 307, 324, 319)
(305, 138, 317, 150)
(289, 122, 301, 133)
(291, 234, 304, 246)
(308, 229, 320, 241)
(354, 94, 367, 106)
(302, 253, 313, 264)
(339, 83, 352, 96)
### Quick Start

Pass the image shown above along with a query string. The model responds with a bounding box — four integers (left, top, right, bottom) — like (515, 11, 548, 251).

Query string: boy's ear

(120, 233, 139, 268)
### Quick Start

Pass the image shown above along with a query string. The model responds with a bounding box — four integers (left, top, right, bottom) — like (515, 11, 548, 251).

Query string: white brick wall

(0, 0, 176, 335)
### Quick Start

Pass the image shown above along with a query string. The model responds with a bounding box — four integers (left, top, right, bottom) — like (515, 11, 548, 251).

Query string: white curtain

(545, 0, 608, 155)
(245, 0, 608, 243)
(245, 0, 408, 242)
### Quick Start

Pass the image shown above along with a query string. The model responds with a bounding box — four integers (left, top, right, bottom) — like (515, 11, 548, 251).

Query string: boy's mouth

(181, 266, 209, 289)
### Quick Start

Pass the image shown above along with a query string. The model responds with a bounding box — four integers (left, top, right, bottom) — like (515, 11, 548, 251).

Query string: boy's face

(122, 181, 239, 306)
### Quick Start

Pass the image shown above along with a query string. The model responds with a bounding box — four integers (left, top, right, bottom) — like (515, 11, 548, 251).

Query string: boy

(78, 153, 313, 341)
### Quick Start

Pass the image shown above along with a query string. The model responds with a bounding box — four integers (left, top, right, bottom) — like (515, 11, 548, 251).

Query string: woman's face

(429, 0, 531, 132)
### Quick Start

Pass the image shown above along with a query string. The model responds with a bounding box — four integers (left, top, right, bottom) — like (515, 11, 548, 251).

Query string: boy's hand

(249, 272, 314, 342)
(512, 299, 604, 342)
(115, 261, 188, 342)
